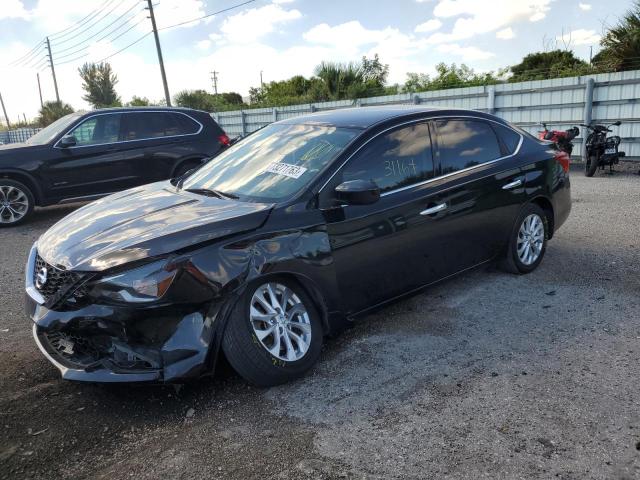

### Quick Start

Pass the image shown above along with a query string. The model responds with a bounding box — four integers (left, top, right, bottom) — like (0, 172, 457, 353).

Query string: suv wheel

(0, 179, 34, 227)
(222, 278, 323, 387)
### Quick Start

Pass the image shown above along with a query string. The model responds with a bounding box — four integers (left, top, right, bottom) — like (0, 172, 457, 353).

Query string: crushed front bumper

(25, 245, 220, 383)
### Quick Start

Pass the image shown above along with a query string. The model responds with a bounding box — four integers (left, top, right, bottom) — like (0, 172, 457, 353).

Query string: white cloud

(220, 4, 302, 44)
(427, 0, 552, 43)
(196, 40, 211, 50)
(437, 43, 495, 60)
(415, 19, 442, 33)
(0, 0, 30, 20)
(496, 27, 515, 40)
(556, 28, 601, 46)
(579, 3, 592, 11)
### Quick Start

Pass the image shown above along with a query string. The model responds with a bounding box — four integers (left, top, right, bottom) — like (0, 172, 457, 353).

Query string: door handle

(420, 203, 447, 216)
(502, 179, 523, 190)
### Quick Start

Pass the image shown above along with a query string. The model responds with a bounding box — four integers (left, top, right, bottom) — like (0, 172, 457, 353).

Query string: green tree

(38, 100, 74, 127)
(404, 63, 501, 92)
(509, 50, 591, 82)
(78, 62, 121, 108)
(174, 89, 247, 111)
(127, 96, 150, 107)
(593, 1, 640, 71)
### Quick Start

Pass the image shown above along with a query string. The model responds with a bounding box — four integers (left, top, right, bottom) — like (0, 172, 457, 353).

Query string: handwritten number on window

(384, 159, 417, 177)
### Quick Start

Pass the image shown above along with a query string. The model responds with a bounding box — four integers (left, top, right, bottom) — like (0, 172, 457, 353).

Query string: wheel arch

(0, 170, 43, 205)
(530, 195, 555, 239)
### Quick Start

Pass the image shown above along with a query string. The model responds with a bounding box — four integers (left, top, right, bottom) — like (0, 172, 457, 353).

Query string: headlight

(90, 260, 178, 303)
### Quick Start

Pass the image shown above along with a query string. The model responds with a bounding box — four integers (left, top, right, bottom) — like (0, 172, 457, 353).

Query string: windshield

(182, 123, 359, 202)
(26, 113, 81, 145)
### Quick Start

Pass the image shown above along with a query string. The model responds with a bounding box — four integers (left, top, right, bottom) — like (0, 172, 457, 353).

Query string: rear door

(117, 111, 203, 185)
(44, 113, 132, 200)
(430, 117, 525, 276)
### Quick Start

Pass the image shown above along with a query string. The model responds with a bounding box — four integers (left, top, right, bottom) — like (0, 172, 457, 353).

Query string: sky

(0, 0, 635, 122)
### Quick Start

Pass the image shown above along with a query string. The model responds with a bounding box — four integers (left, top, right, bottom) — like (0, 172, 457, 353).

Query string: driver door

(321, 121, 450, 315)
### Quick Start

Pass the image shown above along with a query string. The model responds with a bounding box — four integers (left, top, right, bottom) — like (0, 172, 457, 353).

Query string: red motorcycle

(538, 123, 579, 155)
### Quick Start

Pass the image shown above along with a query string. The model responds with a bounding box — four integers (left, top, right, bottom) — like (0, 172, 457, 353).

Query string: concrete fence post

(581, 78, 595, 161)
(412, 93, 421, 105)
(272, 107, 278, 122)
(240, 111, 246, 136)
(487, 87, 496, 114)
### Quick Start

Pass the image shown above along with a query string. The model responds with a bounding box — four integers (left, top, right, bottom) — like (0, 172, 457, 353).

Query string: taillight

(218, 133, 230, 146)
(554, 150, 570, 173)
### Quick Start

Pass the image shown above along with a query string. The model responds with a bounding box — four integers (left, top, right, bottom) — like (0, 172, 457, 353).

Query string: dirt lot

(1, 170, 639, 480)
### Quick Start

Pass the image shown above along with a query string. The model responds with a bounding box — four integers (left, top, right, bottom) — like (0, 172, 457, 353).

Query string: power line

(9, 40, 45, 67)
(52, 0, 131, 46)
(51, 2, 142, 55)
(157, 0, 258, 32)
(49, 0, 118, 39)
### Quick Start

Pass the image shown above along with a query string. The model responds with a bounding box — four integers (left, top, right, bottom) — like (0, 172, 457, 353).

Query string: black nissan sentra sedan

(25, 106, 571, 386)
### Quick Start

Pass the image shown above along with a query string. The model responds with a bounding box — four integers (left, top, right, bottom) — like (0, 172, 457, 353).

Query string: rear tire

(500, 203, 548, 274)
(222, 277, 323, 387)
(0, 179, 34, 227)
(585, 153, 599, 177)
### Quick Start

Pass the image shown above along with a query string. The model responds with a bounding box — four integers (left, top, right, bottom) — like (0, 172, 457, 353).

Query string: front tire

(0, 179, 34, 227)
(585, 153, 599, 177)
(222, 278, 323, 387)
(501, 204, 548, 274)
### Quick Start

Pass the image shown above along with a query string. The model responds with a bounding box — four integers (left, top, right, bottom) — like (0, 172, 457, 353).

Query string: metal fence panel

(4, 70, 640, 160)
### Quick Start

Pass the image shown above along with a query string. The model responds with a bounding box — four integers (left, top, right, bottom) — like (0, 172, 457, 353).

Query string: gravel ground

(1, 169, 639, 479)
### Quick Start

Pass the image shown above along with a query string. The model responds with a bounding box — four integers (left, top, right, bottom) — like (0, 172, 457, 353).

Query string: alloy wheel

(250, 282, 312, 362)
(0, 184, 29, 224)
(516, 213, 544, 265)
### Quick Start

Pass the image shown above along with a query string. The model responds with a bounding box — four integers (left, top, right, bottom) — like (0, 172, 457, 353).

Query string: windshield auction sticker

(264, 162, 308, 179)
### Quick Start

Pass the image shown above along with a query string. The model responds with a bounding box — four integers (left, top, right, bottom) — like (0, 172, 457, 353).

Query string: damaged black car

(26, 106, 571, 386)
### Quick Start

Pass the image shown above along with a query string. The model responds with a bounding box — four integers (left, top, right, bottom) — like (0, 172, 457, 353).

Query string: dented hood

(37, 182, 274, 272)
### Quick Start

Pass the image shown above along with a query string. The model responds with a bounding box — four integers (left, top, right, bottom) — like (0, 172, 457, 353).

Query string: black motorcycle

(582, 121, 625, 177)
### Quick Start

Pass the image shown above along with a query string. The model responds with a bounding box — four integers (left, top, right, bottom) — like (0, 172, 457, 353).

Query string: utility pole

(146, 0, 171, 106)
(211, 70, 219, 95)
(0, 91, 10, 130)
(45, 37, 60, 103)
(589, 46, 593, 65)
(260, 70, 264, 88)
(36, 73, 44, 108)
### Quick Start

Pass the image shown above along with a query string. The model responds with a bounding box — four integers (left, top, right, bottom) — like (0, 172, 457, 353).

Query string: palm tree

(593, 1, 640, 71)
(38, 101, 74, 127)
(314, 61, 364, 99)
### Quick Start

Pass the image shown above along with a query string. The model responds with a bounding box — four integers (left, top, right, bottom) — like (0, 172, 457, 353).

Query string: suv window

(122, 112, 199, 140)
(492, 123, 521, 154)
(435, 119, 502, 174)
(341, 122, 434, 194)
(68, 114, 122, 146)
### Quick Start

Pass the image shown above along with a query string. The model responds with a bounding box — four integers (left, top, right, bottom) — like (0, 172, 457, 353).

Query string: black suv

(0, 107, 229, 226)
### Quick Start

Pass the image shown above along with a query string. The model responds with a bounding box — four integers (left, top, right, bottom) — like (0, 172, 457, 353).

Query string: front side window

(68, 114, 121, 146)
(436, 119, 502, 174)
(182, 123, 359, 202)
(341, 122, 434, 193)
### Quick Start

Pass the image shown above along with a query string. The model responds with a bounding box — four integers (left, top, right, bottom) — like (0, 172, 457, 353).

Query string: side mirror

(614, 121, 621, 126)
(335, 179, 380, 206)
(59, 135, 77, 148)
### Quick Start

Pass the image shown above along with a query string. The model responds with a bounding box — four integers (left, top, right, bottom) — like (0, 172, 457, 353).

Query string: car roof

(275, 105, 504, 129)
(81, 106, 209, 116)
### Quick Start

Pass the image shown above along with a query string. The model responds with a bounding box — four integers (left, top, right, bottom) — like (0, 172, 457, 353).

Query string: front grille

(33, 253, 84, 304)
(43, 331, 103, 368)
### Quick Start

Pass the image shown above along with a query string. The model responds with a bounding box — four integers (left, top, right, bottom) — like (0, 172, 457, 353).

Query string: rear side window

(492, 123, 521, 154)
(435, 119, 502, 174)
(342, 122, 434, 194)
(122, 112, 199, 140)
(68, 114, 121, 146)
